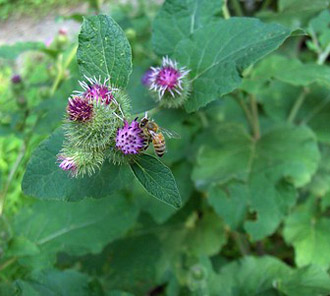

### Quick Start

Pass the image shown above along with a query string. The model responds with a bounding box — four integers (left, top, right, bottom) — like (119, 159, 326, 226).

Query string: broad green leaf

(250, 55, 330, 88)
(283, 197, 330, 268)
(307, 145, 330, 196)
(12, 195, 138, 268)
(186, 210, 227, 256)
(0, 42, 45, 59)
(77, 15, 132, 87)
(257, 0, 329, 29)
(104, 234, 161, 295)
(136, 162, 193, 224)
(130, 154, 182, 209)
(152, 0, 222, 55)
(208, 182, 248, 230)
(210, 256, 330, 296)
(195, 123, 319, 239)
(22, 129, 129, 201)
(279, 0, 329, 13)
(193, 123, 319, 188)
(173, 18, 291, 112)
(16, 269, 90, 296)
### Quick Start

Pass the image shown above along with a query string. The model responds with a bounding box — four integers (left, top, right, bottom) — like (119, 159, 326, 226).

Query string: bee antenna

(134, 117, 138, 121)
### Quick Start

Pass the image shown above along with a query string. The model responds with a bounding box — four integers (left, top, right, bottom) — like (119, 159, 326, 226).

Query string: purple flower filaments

(116, 120, 145, 154)
(149, 56, 190, 99)
(67, 96, 93, 122)
(79, 76, 114, 105)
(58, 155, 77, 175)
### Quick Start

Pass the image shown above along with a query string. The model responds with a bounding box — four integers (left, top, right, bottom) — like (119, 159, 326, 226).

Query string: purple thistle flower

(11, 74, 22, 84)
(149, 56, 190, 99)
(67, 96, 93, 122)
(79, 76, 114, 105)
(57, 155, 77, 175)
(141, 68, 153, 87)
(116, 120, 145, 155)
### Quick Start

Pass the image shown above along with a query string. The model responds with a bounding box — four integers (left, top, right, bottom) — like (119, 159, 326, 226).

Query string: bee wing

(159, 127, 181, 139)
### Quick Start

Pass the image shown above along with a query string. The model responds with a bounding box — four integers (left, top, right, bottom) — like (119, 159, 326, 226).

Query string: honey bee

(139, 114, 180, 157)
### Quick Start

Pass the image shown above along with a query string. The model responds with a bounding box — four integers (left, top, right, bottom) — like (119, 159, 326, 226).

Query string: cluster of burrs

(57, 57, 191, 177)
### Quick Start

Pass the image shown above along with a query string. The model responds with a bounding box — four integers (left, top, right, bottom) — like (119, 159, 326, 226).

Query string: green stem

(287, 87, 309, 124)
(317, 44, 330, 65)
(0, 142, 26, 215)
(232, 232, 250, 255)
(250, 95, 260, 140)
(0, 257, 17, 272)
(50, 45, 78, 96)
(198, 111, 209, 128)
(302, 94, 330, 125)
(231, 0, 243, 16)
(222, 0, 231, 19)
(261, 0, 272, 10)
(234, 96, 254, 129)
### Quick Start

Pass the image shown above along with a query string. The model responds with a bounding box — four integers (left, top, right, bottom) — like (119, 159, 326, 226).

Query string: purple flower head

(11, 74, 22, 84)
(67, 96, 93, 122)
(79, 76, 114, 105)
(116, 120, 145, 155)
(149, 56, 190, 99)
(57, 155, 77, 175)
(141, 68, 153, 86)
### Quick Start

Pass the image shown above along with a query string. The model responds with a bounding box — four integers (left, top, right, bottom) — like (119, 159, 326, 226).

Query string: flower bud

(116, 120, 145, 155)
(147, 56, 191, 108)
(57, 147, 104, 178)
(11, 74, 22, 84)
(64, 77, 130, 151)
(67, 96, 93, 122)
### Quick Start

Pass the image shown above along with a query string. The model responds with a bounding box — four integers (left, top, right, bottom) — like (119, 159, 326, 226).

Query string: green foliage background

(1, 0, 330, 295)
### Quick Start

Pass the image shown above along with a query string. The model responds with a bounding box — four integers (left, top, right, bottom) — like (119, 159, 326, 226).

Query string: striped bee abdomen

(152, 133, 166, 157)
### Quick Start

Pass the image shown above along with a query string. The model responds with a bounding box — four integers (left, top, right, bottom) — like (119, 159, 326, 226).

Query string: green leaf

(152, 0, 222, 56)
(186, 210, 227, 257)
(283, 197, 330, 268)
(12, 196, 138, 268)
(193, 123, 319, 188)
(16, 269, 90, 296)
(77, 15, 132, 87)
(136, 162, 193, 224)
(173, 18, 291, 112)
(104, 234, 161, 295)
(0, 42, 45, 59)
(250, 55, 330, 88)
(130, 154, 182, 209)
(195, 123, 319, 239)
(208, 182, 249, 230)
(22, 129, 129, 201)
(307, 145, 330, 196)
(211, 256, 330, 296)
(257, 0, 329, 29)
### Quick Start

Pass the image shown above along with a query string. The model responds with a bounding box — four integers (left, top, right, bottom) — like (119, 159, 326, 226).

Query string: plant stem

(232, 232, 250, 255)
(0, 257, 17, 272)
(302, 94, 330, 125)
(250, 95, 260, 140)
(50, 45, 78, 96)
(231, 0, 243, 16)
(222, 0, 231, 19)
(317, 44, 330, 65)
(261, 0, 272, 10)
(0, 142, 26, 215)
(287, 87, 309, 124)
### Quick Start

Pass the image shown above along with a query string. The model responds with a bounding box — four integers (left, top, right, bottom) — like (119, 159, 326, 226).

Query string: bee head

(139, 117, 149, 128)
